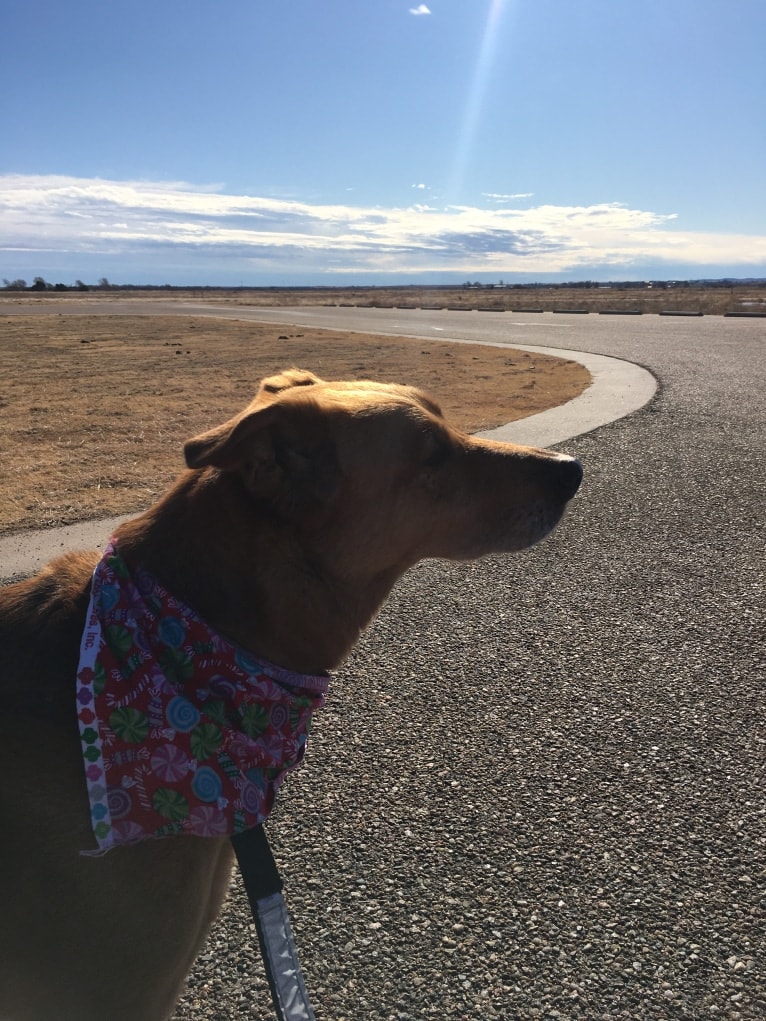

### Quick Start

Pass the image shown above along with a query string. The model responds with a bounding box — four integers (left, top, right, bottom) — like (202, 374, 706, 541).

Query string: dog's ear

(184, 402, 340, 508)
(184, 404, 280, 471)
(185, 370, 323, 469)
(258, 368, 323, 397)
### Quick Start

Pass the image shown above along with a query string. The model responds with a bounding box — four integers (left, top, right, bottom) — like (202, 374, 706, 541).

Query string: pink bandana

(76, 543, 329, 854)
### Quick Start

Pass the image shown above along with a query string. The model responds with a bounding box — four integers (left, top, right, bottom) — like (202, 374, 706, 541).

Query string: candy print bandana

(76, 543, 330, 854)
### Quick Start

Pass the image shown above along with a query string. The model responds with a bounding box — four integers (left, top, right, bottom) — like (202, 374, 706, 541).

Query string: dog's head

(184, 368, 582, 576)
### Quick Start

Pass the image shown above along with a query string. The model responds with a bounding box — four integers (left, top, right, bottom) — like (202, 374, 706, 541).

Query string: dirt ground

(0, 314, 590, 534)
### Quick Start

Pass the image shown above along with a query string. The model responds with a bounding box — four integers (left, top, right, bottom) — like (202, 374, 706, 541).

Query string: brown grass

(2, 281, 764, 315)
(0, 315, 590, 534)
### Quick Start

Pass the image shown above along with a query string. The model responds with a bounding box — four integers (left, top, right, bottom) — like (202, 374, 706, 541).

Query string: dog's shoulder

(0, 551, 98, 718)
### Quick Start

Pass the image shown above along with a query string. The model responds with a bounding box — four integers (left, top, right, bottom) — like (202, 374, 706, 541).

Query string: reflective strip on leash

(231, 826, 317, 1021)
(255, 892, 317, 1021)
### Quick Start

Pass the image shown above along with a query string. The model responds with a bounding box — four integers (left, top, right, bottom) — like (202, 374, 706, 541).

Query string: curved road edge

(479, 343, 656, 448)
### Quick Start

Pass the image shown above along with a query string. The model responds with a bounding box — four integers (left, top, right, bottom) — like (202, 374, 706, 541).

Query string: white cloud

(483, 192, 535, 202)
(1, 174, 764, 280)
(409, 5, 431, 16)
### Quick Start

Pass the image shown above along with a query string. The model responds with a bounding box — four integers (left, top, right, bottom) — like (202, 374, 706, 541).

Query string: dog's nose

(554, 456, 583, 502)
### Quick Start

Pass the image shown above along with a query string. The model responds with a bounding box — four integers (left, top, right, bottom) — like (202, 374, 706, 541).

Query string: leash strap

(231, 826, 317, 1021)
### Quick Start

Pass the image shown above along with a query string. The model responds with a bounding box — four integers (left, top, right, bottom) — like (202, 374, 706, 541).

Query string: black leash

(231, 825, 316, 1021)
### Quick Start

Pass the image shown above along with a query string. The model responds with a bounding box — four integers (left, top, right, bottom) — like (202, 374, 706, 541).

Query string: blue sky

(2, 0, 765, 286)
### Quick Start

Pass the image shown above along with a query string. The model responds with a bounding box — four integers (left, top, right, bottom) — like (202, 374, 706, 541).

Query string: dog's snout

(551, 455, 583, 502)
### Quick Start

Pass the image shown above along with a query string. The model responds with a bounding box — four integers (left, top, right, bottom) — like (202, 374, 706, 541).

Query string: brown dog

(0, 369, 582, 1021)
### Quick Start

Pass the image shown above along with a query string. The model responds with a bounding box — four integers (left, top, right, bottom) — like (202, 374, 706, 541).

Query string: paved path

(3, 305, 764, 1018)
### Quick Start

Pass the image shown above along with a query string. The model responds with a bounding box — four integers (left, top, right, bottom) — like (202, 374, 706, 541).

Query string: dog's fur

(0, 369, 582, 1020)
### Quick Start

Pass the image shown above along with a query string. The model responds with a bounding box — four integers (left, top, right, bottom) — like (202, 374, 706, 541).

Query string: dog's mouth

(501, 458, 583, 554)
(507, 504, 572, 552)
(508, 455, 582, 549)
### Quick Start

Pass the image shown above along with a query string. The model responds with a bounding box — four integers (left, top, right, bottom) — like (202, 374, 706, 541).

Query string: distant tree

(75, 279, 89, 291)
(31, 276, 49, 291)
(3, 278, 28, 290)
(97, 277, 111, 289)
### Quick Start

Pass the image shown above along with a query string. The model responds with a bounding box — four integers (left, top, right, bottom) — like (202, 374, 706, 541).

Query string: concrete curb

(0, 515, 131, 584)
(478, 343, 656, 449)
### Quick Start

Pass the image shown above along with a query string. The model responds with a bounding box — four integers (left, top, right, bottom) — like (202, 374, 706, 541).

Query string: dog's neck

(113, 469, 399, 675)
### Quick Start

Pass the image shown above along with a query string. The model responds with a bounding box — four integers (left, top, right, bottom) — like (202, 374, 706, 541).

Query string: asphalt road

(3, 306, 764, 1019)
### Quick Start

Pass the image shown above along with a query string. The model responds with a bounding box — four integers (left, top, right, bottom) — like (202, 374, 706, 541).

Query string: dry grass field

(3, 281, 764, 315)
(0, 313, 590, 534)
(4, 279, 763, 314)
(315, 282, 766, 315)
